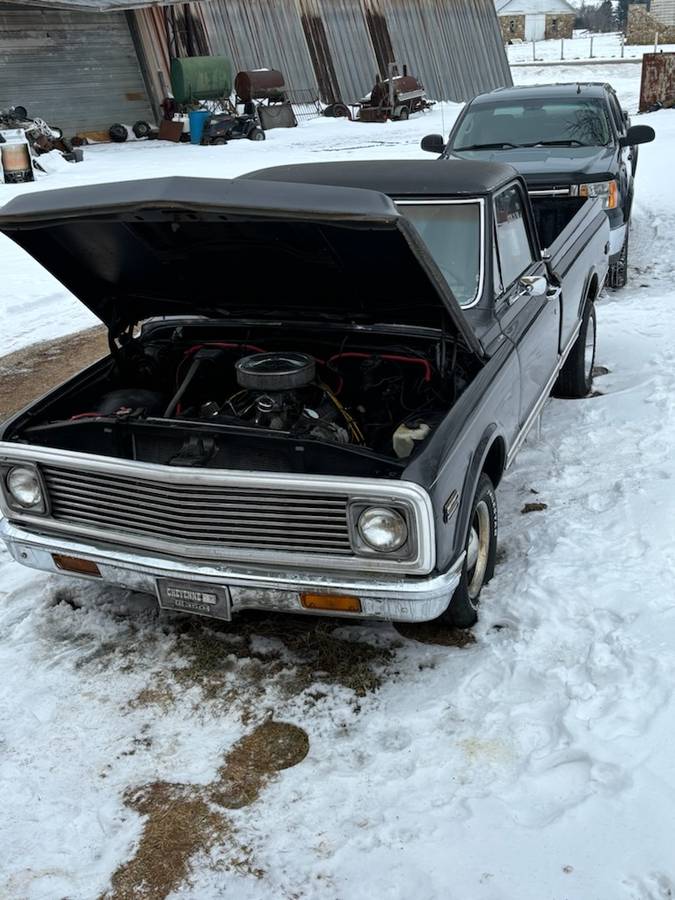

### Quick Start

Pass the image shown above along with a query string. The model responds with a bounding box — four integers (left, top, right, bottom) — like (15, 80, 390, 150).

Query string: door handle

(546, 285, 562, 301)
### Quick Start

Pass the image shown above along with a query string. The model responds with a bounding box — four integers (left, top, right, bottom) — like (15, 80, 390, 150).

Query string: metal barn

(0, 0, 511, 137)
(0, 0, 159, 134)
(135, 0, 512, 107)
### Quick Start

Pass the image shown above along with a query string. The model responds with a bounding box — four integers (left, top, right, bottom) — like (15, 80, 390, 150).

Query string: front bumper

(608, 220, 627, 260)
(0, 519, 463, 623)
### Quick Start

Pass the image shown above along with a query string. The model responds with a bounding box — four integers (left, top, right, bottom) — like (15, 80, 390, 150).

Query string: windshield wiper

(520, 139, 589, 147)
(453, 142, 520, 151)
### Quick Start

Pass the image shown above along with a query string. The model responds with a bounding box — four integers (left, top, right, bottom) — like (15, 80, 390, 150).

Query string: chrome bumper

(0, 519, 462, 623)
(608, 221, 627, 259)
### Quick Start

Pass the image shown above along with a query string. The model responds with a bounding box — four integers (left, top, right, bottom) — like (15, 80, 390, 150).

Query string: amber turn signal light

(300, 593, 361, 613)
(52, 554, 101, 577)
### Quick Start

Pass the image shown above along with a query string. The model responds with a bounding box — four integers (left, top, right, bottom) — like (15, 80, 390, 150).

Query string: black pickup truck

(0, 161, 608, 628)
(422, 83, 655, 289)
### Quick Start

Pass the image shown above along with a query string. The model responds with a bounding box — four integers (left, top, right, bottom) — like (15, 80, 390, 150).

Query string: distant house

(495, 0, 576, 42)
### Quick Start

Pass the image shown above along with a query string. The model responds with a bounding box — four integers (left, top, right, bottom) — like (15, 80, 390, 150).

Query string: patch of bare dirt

(395, 621, 476, 648)
(0, 326, 106, 421)
(105, 720, 308, 900)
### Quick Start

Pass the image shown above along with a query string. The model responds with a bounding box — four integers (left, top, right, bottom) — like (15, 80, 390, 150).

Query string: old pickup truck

(0, 160, 609, 627)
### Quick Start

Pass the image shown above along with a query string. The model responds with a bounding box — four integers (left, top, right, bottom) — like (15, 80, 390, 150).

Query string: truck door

(493, 183, 560, 428)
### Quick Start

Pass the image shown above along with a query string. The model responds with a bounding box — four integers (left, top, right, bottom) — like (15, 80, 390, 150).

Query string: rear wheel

(435, 473, 498, 629)
(396, 107, 409, 121)
(248, 127, 266, 141)
(554, 300, 596, 399)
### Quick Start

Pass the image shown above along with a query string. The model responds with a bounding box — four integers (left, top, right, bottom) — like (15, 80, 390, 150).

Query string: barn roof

(0, 0, 199, 11)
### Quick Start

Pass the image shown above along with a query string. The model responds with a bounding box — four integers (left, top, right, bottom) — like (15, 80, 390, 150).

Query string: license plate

(156, 579, 232, 620)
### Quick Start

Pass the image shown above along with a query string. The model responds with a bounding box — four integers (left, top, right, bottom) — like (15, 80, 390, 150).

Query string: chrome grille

(42, 465, 352, 556)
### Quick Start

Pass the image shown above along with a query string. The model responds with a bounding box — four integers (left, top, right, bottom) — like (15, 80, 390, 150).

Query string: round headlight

(357, 507, 408, 552)
(6, 466, 43, 508)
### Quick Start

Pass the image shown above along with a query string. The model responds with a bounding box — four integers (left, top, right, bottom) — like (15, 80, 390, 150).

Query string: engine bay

(9, 322, 479, 472)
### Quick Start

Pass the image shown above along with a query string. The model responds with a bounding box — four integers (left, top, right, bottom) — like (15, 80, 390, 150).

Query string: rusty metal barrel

(235, 69, 286, 102)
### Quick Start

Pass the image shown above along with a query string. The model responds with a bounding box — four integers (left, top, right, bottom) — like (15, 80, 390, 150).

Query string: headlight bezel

(572, 179, 619, 210)
(347, 500, 416, 559)
(0, 463, 49, 516)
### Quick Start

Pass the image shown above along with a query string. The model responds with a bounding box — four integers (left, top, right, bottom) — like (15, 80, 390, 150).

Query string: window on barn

(509, 19, 516, 32)
(551, 18, 558, 31)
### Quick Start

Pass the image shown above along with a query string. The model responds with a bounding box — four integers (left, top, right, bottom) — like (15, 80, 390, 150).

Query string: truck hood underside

(0, 176, 483, 356)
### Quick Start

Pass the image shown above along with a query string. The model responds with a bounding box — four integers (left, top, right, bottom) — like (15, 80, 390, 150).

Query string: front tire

(554, 300, 596, 399)
(436, 473, 498, 628)
(607, 226, 629, 289)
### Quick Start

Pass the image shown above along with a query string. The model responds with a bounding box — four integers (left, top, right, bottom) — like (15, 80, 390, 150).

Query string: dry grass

(170, 613, 398, 701)
(395, 621, 476, 648)
(0, 326, 106, 421)
(105, 720, 308, 900)
(107, 783, 227, 900)
(209, 719, 309, 809)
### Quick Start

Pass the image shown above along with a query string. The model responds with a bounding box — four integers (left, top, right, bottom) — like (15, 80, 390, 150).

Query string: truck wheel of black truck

(437, 473, 498, 629)
(554, 299, 597, 399)
(607, 225, 629, 290)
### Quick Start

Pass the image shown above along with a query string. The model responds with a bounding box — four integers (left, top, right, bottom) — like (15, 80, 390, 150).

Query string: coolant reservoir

(393, 422, 431, 459)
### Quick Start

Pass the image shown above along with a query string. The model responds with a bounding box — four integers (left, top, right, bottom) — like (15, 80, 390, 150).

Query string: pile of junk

(106, 57, 298, 147)
(324, 64, 434, 123)
(0, 105, 83, 184)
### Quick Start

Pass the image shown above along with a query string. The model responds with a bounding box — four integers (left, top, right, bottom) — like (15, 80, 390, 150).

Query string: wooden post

(590, 35, 594, 58)
(560, 37, 564, 60)
(620, 32, 625, 59)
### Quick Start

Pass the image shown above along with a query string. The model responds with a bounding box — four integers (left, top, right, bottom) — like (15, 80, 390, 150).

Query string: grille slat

(49, 499, 350, 536)
(48, 491, 349, 526)
(44, 469, 346, 505)
(42, 465, 352, 556)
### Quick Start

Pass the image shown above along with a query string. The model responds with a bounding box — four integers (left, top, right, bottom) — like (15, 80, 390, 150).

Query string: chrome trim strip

(395, 198, 486, 310)
(528, 188, 572, 197)
(1, 519, 462, 623)
(506, 318, 583, 469)
(0, 443, 436, 575)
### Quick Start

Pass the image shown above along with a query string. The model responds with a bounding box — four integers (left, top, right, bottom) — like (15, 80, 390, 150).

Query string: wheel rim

(584, 312, 596, 383)
(466, 500, 491, 602)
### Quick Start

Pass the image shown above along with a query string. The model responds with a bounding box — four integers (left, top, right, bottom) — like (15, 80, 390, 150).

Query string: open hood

(0, 176, 483, 356)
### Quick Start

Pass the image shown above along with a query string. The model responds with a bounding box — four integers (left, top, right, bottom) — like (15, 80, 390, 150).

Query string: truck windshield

(398, 201, 482, 307)
(453, 98, 612, 149)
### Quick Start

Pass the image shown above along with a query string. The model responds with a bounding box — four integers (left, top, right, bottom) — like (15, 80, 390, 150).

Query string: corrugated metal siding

(189, 0, 510, 105)
(313, 0, 378, 102)
(133, 4, 211, 113)
(0, 4, 153, 134)
(201, 0, 318, 96)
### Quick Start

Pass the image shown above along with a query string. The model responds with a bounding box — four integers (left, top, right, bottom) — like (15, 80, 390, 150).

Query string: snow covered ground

(2, 62, 675, 899)
(508, 31, 675, 65)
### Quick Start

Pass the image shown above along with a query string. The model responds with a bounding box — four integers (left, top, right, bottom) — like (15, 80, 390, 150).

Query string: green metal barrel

(170, 56, 233, 104)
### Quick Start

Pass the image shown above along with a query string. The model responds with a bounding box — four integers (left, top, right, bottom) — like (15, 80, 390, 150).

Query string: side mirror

(519, 275, 548, 297)
(421, 133, 446, 155)
(620, 124, 655, 147)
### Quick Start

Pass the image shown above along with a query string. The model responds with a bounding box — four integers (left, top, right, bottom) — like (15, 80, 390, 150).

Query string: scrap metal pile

(0, 105, 82, 184)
